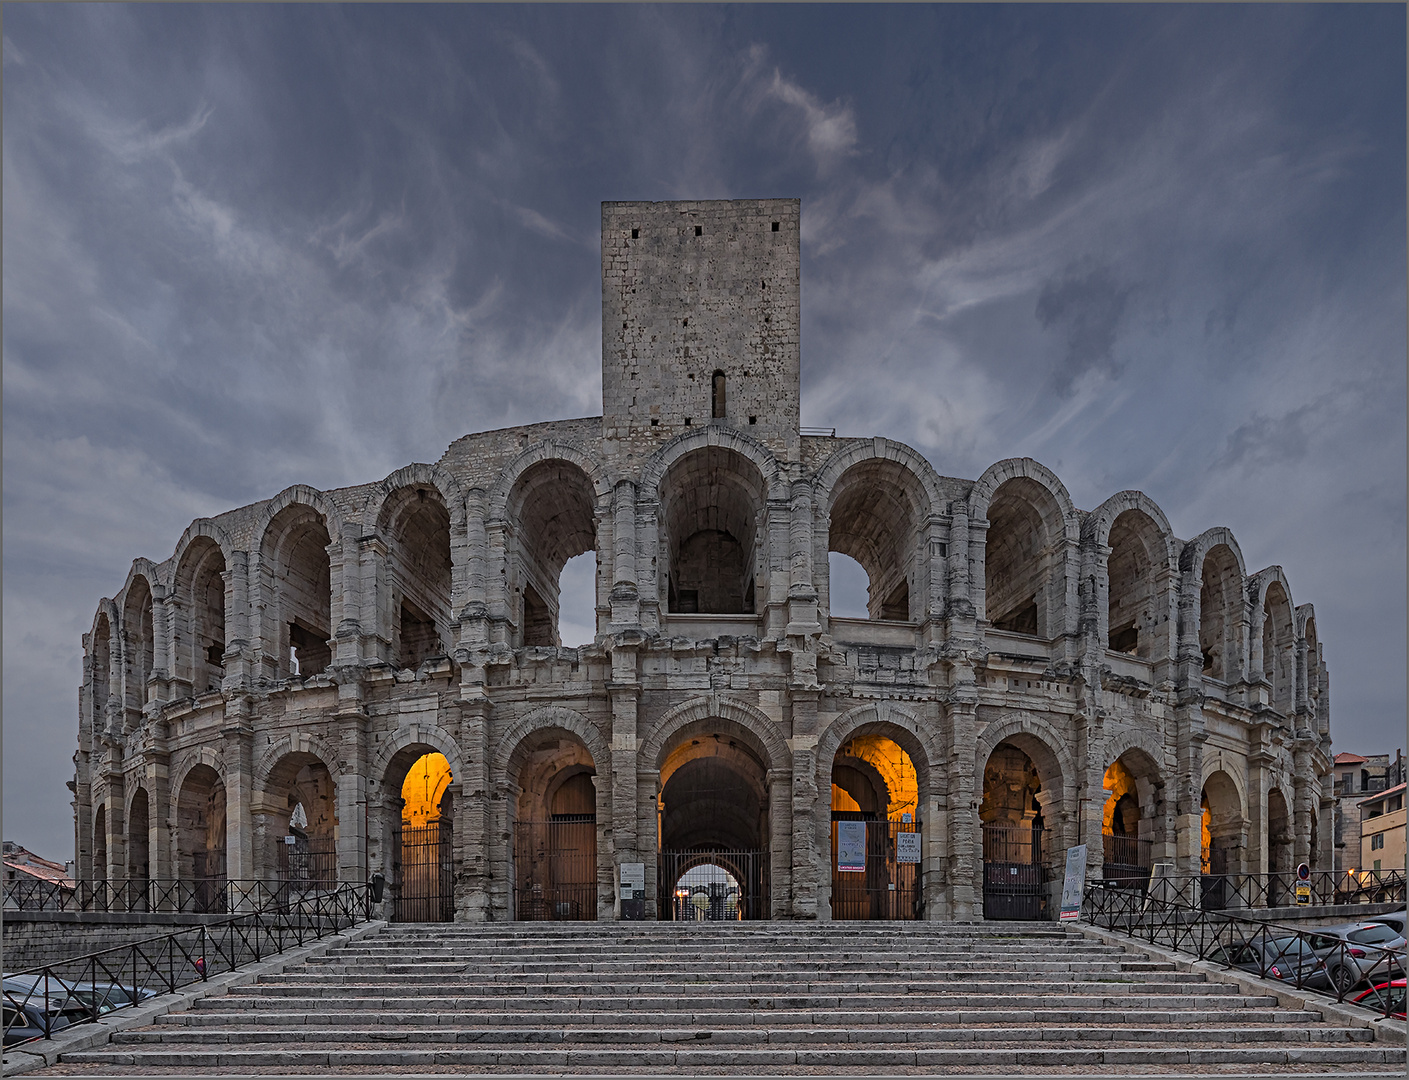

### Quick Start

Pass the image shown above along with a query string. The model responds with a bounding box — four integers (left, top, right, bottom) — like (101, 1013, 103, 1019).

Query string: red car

(1351, 978, 1406, 1019)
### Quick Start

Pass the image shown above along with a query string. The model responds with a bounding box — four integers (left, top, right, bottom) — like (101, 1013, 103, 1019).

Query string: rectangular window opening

(694, 225, 702, 236)
(748, 415, 757, 425)
(630, 228, 639, 239)
(771, 221, 779, 231)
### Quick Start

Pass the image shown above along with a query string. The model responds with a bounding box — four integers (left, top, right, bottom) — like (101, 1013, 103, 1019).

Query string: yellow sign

(1295, 883, 1311, 905)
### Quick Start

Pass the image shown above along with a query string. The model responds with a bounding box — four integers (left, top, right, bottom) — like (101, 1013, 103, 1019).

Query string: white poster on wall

(895, 831, 921, 864)
(836, 821, 867, 872)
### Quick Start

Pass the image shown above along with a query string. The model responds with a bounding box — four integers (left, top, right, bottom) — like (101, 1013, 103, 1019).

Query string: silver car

(1307, 920, 1407, 995)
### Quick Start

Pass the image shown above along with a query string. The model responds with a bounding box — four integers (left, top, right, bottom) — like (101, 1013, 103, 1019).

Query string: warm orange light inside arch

(1102, 758, 1139, 834)
(401, 752, 452, 826)
(830, 734, 918, 822)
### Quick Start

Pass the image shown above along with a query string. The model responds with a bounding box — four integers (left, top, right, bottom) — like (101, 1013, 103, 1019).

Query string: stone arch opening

(91, 614, 112, 734)
(174, 538, 227, 695)
(263, 752, 337, 890)
(380, 486, 452, 670)
(984, 478, 1061, 637)
(830, 732, 921, 920)
(1201, 770, 1244, 908)
(127, 787, 150, 899)
(122, 577, 154, 729)
(1267, 786, 1293, 880)
(1106, 509, 1164, 658)
(980, 735, 1064, 920)
(508, 460, 599, 648)
(175, 764, 226, 911)
(93, 805, 107, 883)
(261, 505, 332, 678)
(660, 446, 765, 615)
(1101, 748, 1164, 884)
(509, 729, 599, 921)
(1304, 616, 1322, 730)
(1199, 545, 1241, 682)
(827, 460, 924, 622)
(1263, 581, 1295, 716)
(657, 719, 772, 919)
(394, 751, 454, 921)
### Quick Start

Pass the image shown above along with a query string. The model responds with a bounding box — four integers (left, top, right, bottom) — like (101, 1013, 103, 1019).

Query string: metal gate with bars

(830, 818, 920, 920)
(658, 850, 769, 921)
(982, 822, 1046, 920)
(191, 849, 227, 914)
(275, 833, 336, 891)
(1102, 830, 1153, 887)
(513, 819, 597, 921)
(393, 821, 454, 922)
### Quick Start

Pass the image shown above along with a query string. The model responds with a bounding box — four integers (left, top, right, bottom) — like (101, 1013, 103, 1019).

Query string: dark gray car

(1307, 920, 1407, 994)
(1208, 934, 1328, 989)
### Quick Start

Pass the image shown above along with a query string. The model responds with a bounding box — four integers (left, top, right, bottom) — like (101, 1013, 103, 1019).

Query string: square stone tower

(601, 199, 801, 452)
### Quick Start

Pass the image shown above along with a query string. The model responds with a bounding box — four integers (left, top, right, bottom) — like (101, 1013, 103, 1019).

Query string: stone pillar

(455, 694, 492, 921)
(610, 480, 640, 628)
(920, 744, 948, 920)
(609, 671, 640, 920)
(789, 691, 819, 920)
(102, 764, 126, 886)
(1292, 742, 1313, 870)
(767, 767, 793, 918)
(145, 755, 171, 902)
(947, 695, 980, 920)
(221, 701, 256, 903)
(335, 689, 369, 887)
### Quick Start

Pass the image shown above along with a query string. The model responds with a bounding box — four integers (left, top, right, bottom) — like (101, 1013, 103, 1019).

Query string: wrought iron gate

(982, 823, 1046, 920)
(191, 849, 227, 914)
(830, 818, 920, 920)
(393, 821, 454, 922)
(658, 850, 769, 921)
(275, 833, 336, 890)
(1102, 830, 1152, 887)
(514, 819, 597, 920)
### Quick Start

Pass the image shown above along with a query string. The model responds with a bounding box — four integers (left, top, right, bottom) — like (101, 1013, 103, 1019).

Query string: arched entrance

(657, 725, 771, 920)
(263, 752, 337, 895)
(1201, 770, 1244, 909)
(381, 746, 455, 922)
(1100, 750, 1163, 887)
(175, 764, 226, 913)
(127, 788, 150, 911)
(980, 738, 1059, 920)
(510, 731, 599, 921)
(829, 733, 920, 920)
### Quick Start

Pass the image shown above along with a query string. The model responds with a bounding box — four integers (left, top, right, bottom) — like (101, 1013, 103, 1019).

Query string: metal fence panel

(514, 819, 597, 921)
(830, 820, 920, 920)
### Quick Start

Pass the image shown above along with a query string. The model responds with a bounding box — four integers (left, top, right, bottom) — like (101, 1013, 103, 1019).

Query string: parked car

(1307, 921, 1407, 994)
(1, 991, 90, 1047)
(1368, 909, 1406, 937)
(1351, 978, 1406, 1019)
(1208, 935, 1329, 988)
(2, 974, 86, 1013)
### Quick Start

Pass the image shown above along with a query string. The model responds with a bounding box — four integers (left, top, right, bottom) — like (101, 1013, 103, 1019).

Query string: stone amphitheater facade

(73, 199, 1333, 922)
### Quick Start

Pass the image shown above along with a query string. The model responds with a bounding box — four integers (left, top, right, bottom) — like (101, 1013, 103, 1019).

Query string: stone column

(609, 671, 640, 920)
(334, 689, 369, 888)
(788, 691, 819, 920)
(767, 767, 794, 918)
(145, 755, 172, 904)
(610, 480, 640, 628)
(1292, 742, 1314, 870)
(221, 701, 256, 904)
(946, 694, 980, 920)
(455, 695, 492, 921)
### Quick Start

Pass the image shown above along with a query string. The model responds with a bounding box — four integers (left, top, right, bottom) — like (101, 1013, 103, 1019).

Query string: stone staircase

(58, 921, 1403, 1075)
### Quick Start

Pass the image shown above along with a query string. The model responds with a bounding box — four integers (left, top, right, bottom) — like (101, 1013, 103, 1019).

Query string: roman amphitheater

(72, 199, 1333, 924)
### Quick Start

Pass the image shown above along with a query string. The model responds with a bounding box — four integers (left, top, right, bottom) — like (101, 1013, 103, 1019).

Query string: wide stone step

(161, 1005, 1319, 1027)
(191, 991, 1271, 1013)
(253, 968, 1196, 987)
(60, 1045, 1406, 1069)
(113, 1025, 1375, 1046)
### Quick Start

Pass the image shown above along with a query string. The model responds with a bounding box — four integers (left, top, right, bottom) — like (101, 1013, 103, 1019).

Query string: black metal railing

(1083, 880, 1406, 1019)
(2, 881, 370, 1047)
(1091, 868, 1405, 910)
(3, 877, 372, 916)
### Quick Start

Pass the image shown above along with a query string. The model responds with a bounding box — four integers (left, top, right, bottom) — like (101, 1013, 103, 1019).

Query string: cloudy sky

(4, 5, 1404, 862)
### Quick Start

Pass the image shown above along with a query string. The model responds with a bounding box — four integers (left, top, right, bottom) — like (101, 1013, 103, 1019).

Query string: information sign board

(1059, 844, 1087, 921)
(895, 831, 921, 864)
(836, 821, 867, 872)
